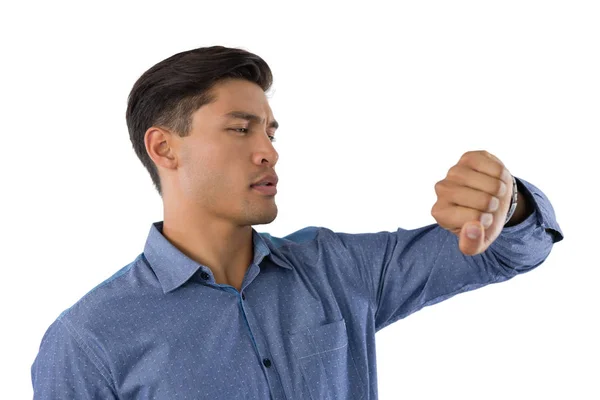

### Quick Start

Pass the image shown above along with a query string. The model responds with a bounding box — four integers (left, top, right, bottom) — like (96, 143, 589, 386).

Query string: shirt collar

(142, 221, 292, 293)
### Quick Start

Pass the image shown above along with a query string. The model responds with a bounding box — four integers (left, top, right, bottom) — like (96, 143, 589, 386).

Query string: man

(31, 46, 563, 399)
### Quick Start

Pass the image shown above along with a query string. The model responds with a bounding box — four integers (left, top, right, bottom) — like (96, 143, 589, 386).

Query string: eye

(268, 135, 276, 143)
(231, 127, 249, 134)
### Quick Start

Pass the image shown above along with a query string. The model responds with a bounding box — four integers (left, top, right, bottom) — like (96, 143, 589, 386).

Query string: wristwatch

(504, 175, 518, 225)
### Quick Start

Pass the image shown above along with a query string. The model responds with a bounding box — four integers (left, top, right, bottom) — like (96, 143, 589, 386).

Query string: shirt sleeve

(325, 176, 563, 332)
(31, 317, 117, 400)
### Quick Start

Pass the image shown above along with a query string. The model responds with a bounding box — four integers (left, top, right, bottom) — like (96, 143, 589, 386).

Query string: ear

(145, 127, 179, 171)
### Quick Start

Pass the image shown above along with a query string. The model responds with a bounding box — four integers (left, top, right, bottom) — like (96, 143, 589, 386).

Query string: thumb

(459, 221, 485, 256)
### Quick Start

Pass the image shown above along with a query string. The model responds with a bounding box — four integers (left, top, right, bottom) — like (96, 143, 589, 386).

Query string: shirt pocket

(288, 318, 366, 400)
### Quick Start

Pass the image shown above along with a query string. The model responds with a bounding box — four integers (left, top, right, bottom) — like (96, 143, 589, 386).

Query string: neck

(161, 206, 254, 292)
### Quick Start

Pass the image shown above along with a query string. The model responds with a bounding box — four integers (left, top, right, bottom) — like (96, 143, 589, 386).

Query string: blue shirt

(31, 177, 563, 399)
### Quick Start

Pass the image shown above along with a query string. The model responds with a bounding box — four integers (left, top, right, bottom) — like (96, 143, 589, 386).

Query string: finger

(434, 180, 501, 213)
(431, 203, 494, 231)
(459, 220, 486, 256)
(457, 151, 511, 184)
(445, 164, 509, 198)
(483, 152, 505, 166)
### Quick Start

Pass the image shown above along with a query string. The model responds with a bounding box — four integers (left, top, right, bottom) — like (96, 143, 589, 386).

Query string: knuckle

(487, 151, 504, 166)
(431, 204, 445, 220)
(459, 150, 482, 166)
(459, 152, 472, 163)
(446, 165, 462, 181)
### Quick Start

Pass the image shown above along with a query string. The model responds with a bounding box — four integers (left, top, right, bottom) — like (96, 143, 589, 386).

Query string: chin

(245, 205, 278, 226)
(255, 211, 278, 226)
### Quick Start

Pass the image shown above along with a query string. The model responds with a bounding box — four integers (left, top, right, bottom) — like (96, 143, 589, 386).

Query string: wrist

(504, 175, 518, 225)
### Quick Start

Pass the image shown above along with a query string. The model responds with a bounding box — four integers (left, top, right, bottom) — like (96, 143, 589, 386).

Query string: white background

(1, 0, 598, 398)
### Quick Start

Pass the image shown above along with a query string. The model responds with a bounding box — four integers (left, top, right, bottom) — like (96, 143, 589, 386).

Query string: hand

(431, 150, 514, 256)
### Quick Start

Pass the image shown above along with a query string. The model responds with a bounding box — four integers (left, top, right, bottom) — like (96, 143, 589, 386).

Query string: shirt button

(262, 358, 272, 368)
(200, 272, 210, 280)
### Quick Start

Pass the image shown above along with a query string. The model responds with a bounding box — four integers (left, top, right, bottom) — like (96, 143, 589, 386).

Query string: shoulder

(257, 226, 347, 258)
(32, 257, 152, 392)
(54, 254, 157, 333)
(257, 225, 362, 272)
(258, 226, 323, 247)
(258, 225, 355, 249)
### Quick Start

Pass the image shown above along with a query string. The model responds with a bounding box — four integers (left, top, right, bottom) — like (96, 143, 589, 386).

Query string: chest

(102, 290, 267, 399)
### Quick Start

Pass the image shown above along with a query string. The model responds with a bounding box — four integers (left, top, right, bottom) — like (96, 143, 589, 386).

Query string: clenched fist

(431, 150, 514, 256)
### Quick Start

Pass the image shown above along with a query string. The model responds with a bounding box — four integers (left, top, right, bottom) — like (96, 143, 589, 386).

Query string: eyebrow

(225, 111, 279, 130)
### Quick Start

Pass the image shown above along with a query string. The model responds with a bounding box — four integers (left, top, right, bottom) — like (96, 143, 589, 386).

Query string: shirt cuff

(502, 176, 564, 243)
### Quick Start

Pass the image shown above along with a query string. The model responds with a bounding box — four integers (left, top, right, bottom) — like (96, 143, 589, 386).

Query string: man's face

(168, 78, 280, 227)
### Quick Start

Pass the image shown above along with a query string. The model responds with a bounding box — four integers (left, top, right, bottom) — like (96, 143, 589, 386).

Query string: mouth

(250, 183, 277, 196)
(250, 173, 278, 196)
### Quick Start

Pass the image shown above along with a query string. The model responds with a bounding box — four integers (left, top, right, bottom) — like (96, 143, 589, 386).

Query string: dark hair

(125, 45, 273, 197)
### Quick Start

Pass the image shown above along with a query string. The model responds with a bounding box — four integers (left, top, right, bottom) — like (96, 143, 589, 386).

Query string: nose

(252, 134, 279, 167)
